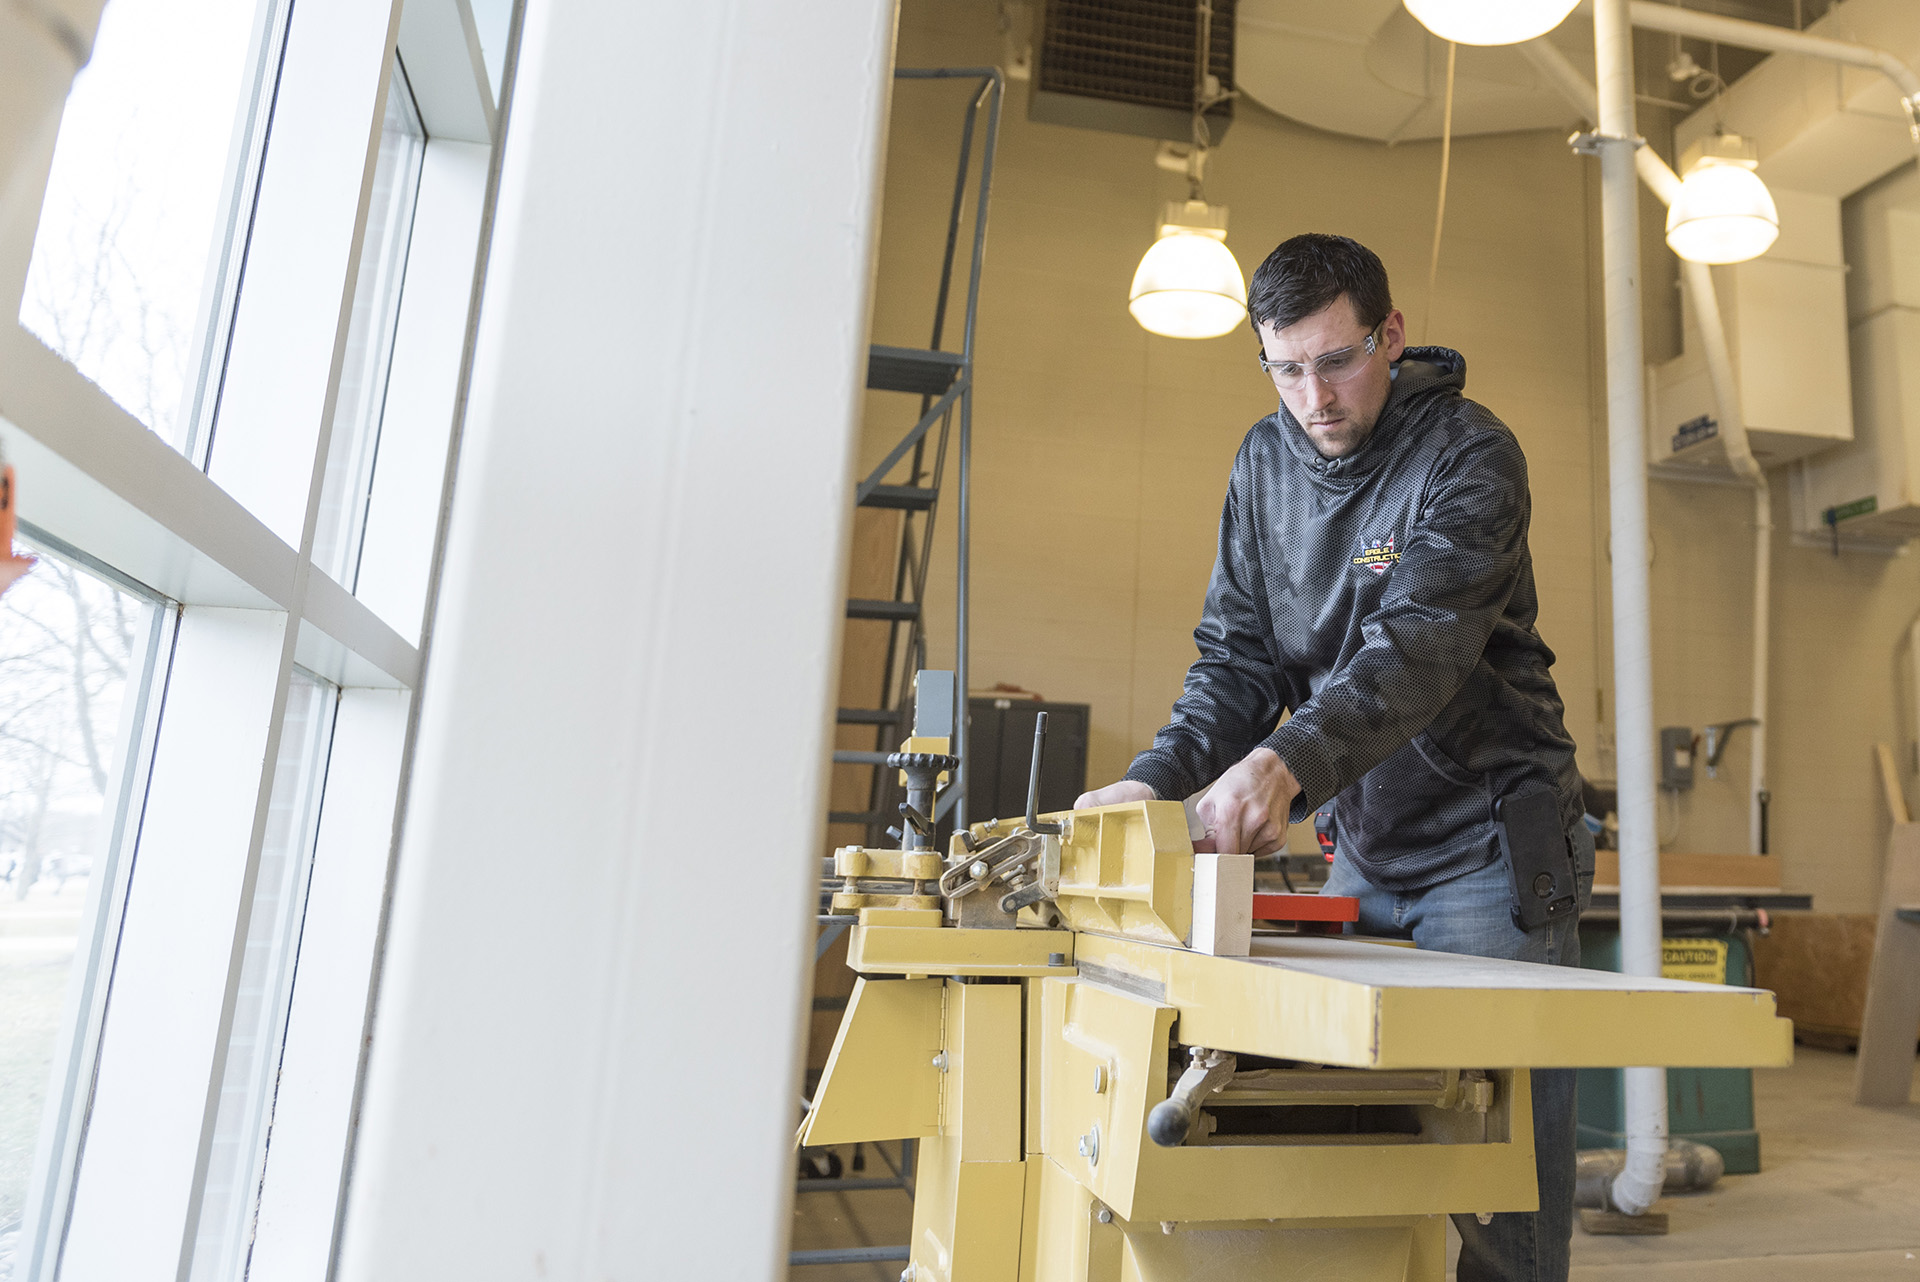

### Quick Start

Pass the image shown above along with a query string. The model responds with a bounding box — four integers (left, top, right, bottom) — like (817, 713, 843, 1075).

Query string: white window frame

(0, 0, 506, 1278)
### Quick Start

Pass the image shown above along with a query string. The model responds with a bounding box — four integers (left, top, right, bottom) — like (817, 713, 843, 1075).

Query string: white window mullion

(184, 664, 340, 1282)
(352, 137, 490, 640)
(244, 686, 409, 1282)
(58, 606, 293, 1282)
(0, 330, 296, 612)
(204, 0, 403, 549)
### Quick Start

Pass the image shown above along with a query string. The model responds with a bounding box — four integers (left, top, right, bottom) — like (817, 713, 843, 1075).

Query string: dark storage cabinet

(967, 698, 1090, 826)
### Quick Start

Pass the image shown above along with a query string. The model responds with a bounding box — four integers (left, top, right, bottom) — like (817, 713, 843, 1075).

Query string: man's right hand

(1074, 779, 1155, 810)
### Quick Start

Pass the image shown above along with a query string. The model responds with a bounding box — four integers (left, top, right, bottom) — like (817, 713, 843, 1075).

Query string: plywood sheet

(1856, 822, 1920, 1104)
(1752, 912, 1881, 1043)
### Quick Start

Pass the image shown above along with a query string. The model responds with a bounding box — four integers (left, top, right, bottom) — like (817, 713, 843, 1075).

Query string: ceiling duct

(1030, 0, 1236, 143)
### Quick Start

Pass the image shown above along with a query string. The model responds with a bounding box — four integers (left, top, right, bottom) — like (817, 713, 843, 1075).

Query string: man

(1076, 233, 1593, 1281)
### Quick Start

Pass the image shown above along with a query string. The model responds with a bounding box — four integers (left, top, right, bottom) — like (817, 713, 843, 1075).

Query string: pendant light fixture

(1665, 134, 1779, 265)
(1129, 0, 1246, 340)
(1130, 200, 1247, 339)
(1403, 0, 1579, 46)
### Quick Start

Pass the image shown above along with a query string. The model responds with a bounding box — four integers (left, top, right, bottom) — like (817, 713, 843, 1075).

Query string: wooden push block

(1189, 853, 1253, 956)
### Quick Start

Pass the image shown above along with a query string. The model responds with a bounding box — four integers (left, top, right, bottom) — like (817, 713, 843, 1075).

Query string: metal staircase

(827, 67, 1002, 844)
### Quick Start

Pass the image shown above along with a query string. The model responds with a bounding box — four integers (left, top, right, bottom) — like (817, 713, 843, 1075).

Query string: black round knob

(887, 753, 961, 772)
(1147, 1099, 1190, 1148)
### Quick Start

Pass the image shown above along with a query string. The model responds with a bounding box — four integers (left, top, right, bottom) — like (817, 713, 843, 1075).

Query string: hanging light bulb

(1130, 199, 1247, 340)
(1403, 0, 1579, 45)
(1132, 4, 1244, 339)
(1666, 155, 1780, 265)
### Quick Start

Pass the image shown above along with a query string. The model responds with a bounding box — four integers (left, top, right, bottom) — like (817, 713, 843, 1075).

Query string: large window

(0, 1, 505, 1278)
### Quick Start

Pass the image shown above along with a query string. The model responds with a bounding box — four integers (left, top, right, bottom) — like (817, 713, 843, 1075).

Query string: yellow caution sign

(1662, 938, 1729, 985)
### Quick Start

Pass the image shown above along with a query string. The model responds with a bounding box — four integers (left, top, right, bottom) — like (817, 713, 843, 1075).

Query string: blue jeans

(1323, 824, 1596, 1282)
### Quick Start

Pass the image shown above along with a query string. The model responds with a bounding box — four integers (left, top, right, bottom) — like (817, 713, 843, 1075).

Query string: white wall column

(335, 0, 897, 1276)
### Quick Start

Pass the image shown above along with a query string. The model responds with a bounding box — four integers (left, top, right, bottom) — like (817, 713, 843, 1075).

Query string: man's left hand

(1195, 747, 1300, 855)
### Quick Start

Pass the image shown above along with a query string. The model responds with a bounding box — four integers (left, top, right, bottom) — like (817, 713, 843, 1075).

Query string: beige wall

(843, 0, 1919, 911)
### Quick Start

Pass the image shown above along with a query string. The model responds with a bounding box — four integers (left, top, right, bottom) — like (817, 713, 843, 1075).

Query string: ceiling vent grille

(1032, 0, 1235, 143)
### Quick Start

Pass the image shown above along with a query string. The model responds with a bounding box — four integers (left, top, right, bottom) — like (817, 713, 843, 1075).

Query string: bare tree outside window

(18, 0, 258, 451)
(22, 166, 187, 439)
(0, 554, 144, 1268)
(0, 560, 136, 898)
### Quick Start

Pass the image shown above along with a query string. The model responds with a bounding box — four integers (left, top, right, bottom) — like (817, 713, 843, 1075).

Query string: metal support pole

(1593, 0, 1668, 1218)
(956, 384, 971, 831)
(954, 71, 1002, 835)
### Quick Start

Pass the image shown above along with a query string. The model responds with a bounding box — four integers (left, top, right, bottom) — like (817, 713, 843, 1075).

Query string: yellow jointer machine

(803, 704, 1792, 1281)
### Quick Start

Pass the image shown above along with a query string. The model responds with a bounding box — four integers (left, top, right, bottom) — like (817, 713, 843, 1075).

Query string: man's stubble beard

(1301, 405, 1380, 460)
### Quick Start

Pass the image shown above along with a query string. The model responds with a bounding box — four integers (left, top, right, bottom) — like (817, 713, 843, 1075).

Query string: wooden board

(1592, 851, 1781, 890)
(1857, 822, 1920, 1105)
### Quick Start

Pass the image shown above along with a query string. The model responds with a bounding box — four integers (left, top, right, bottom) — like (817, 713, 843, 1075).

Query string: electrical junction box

(1660, 727, 1695, 792)
(1650, 188, 1853, 476)
(1792, 164, 1920, 548)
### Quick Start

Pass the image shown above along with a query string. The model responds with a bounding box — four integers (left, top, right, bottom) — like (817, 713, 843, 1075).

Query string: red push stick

(1251, 892, 1358, 923)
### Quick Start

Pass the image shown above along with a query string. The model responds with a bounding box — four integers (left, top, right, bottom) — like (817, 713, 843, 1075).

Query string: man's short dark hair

(1246, 234, 1393, 337)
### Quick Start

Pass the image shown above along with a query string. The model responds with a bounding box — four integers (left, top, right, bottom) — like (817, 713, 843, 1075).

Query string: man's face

(1257, 295, 1406, 460)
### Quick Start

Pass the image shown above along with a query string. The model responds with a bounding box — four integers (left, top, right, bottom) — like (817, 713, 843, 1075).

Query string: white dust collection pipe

(1680, 260, 1772, 856)
(1521, 38, 1776, 852)
(1592, 0, 1668, 1219)
(1624, 0, 1920, 128)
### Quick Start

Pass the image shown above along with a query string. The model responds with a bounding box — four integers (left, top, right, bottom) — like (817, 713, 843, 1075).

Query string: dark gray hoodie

(1124, 346, 1581, 892)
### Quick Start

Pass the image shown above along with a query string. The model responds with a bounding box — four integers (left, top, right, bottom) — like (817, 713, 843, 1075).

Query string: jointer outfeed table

(805, 724, 1791, 1281)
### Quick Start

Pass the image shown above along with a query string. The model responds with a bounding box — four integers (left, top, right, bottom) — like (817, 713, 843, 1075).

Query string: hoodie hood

(1277, 345, 1468, 485)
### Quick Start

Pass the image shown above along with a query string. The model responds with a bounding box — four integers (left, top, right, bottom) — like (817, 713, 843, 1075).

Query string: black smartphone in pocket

(1496, 789, 1576, 931)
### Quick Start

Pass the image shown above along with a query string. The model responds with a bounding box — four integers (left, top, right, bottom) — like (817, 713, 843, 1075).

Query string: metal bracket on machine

(939, 711, 1065, 927)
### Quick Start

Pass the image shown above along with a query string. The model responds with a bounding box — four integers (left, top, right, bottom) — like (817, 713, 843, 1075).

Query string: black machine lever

(1026, 712, 1062, 835)
(1148, 1050, 1237, 1147)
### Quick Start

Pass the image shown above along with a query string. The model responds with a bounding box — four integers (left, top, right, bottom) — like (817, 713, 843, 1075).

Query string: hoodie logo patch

(1352, 535, 1400, 577)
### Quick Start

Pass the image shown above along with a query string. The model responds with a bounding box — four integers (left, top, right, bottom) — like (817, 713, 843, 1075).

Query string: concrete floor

(1567, 1047, 1920, 1280)
(789, 1047, 1920, 1281)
